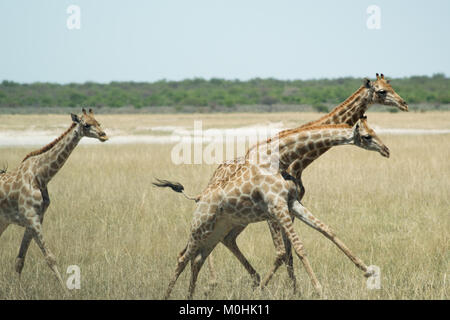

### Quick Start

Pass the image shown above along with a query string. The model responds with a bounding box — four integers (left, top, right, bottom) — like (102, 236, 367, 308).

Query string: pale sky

(0, 0, 449, 83)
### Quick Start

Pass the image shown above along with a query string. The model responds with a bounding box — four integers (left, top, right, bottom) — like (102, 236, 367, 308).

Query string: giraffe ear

(363, 78, 372, 89)
(71, 113, 80, 123)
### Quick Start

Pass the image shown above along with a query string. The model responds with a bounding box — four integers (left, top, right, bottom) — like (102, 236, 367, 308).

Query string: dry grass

(0, 113, 448, 300)
(1, 111, 450, 134)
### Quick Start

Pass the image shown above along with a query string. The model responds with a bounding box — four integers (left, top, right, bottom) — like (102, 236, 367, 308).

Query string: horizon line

(1, 73, 447, 85)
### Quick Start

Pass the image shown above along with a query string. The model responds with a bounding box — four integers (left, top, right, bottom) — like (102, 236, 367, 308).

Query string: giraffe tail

(152, 178, 199, 202)
(0, 162, 7, 174)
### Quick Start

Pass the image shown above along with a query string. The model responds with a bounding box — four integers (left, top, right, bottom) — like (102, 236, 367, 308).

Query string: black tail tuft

(152, 178, 185, 193)
(0, 162, 7, 174)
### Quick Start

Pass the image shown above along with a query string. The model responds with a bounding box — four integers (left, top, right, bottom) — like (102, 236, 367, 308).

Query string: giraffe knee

(275, 248, 287, 261)
(327, 227, 336, 237)
(45, 253, 57, 267)
(293, 242, 307, 257)
(319, 223, 336, 237)
(252, 273, 261, 288)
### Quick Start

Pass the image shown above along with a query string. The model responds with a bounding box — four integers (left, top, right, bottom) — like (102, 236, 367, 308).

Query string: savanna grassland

(0, 112, 448, 300)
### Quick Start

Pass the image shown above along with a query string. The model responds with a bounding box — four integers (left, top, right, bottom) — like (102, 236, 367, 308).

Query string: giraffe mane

(299, 86, 366, 129)
(22, 123, 77, 162)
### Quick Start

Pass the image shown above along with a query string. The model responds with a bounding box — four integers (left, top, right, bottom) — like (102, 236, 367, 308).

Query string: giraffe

(155, 117, 390, 299)
(0, 108, 108, 288)
(168, 73, 408, 291)
(258, 73, 409, 288)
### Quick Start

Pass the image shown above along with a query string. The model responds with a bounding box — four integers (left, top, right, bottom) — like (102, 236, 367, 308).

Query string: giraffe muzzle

(398, 100, 409, 112)
(381, 145, 390, 158)
(99, 134, 109, 142)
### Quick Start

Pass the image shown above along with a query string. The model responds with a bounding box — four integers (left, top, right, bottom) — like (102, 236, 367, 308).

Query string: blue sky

(0, 0, 449, 83)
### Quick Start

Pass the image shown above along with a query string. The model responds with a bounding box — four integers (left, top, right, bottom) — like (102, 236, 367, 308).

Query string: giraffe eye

(362, 135, 372, 141)
(83, 124, 91, 129)
(377, 90, 386, 95)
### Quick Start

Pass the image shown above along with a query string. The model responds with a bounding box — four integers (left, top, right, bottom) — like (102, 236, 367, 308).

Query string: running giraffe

(156, 117, 390, 299)
(0, 109, 108, 288)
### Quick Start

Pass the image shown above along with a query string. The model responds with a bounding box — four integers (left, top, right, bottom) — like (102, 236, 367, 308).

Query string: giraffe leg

(204, 255, 218, 296)
(31, 230, 66, 290)
(222, 226, 261, 288)
(290, 201, 371, 276)
(164, 243, 194, 300)
(264, 173, 304, 291)
(166, 202, 224, 300)
(281, 226, 296, 292)
(269, 201, 323, 296)
(188, 246, 215, 300)
(221, 226, 261, 288)
(15, 228, 34, 277)
(260, 219, 297, 293)
(177, 243, 218, 295)
(283, 172, 306, 287)
(284, 174, 307, 288)
(20, 208, 65, 291)
(16, 188, 49, 277)
(260, 220, 289, 289)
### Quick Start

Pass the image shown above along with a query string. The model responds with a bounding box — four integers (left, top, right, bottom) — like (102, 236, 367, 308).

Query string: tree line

(0, 74, 448, 111)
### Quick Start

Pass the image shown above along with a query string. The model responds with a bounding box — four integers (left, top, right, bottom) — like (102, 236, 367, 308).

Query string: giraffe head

(365, 73, 408, 111)
(70, 108, 108, 142)
(353, 116, 390, 158)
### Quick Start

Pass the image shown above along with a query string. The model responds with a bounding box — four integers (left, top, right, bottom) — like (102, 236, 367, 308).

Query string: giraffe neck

(248, 125, 354, 176)
(30, 124, 83, 186)
(277, 86, 374, 178)
(303, 86, 374, 128)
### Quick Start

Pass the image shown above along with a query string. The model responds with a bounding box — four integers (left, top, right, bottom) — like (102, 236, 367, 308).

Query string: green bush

(312, 103, 328, 113)
(0, 75, 448, 109)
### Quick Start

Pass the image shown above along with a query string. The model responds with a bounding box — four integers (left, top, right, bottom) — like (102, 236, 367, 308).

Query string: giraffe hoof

(204, 280, 218, 297)
(364, 271, 373, 278)
(312, 284, 324, 298)
(364, 266, 376, 278)
(291, 285, 297, 295)
(251, 274, 261, 289)
(15, 257, 25, 275)
(364, 265, 380, 278)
